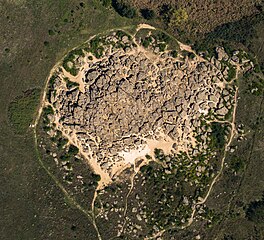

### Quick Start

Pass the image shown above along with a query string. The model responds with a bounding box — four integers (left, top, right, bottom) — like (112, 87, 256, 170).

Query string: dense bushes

(112, 0, 136, 18)
(62, 49, 84, 76)
(246, 198, 264, 223)
(171, 50, 178, 58)
(169, 8, 188, 27)
(141, 37, 152, 48)
(205, 13, 264, 46)
(8, 88, 41, 134)
(100, 0, 112, 8)
(64, 77, 79, 89)
(57, 138, 69, 150)
(229, 156, 244, 173)
(140, 8, 155, 20)
(193, 12, 264, 60)
(210, 122, 227, 149)
(159, 4, 173, 24)
(88, 36, 105, 58)
(68, 144, 79, 156)
(91, 173, 101, 182)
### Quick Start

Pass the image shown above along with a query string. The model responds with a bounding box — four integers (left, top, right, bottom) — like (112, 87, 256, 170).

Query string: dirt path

(118, 159, 147, 236)
(62, 67, 86, 93)
(33, 127, 103, 240)
(119, 172, 136, 236)
(136, 23, 156, 32)
(185, 87, 238, 224)
(146, 87, 239, 240)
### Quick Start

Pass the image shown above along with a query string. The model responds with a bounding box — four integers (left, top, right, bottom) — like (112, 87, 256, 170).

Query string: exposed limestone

(42, 27, 252, 189)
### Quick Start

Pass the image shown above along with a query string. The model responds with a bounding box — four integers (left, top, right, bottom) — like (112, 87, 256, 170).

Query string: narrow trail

(119, 171, 137, 236)
(146, 87, 239, 240)
(91, 188, 102, 240)
(33, 128, 103, 239)
(34, 110, 103, 239)
(118, 159, 148, 237)
(32, 49, 104, 240)
(197, 88, 238, 204)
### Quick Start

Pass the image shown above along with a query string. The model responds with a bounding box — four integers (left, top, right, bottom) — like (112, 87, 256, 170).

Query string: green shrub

(154, 148, 165, 160)
(60, 154, 71, 161)
(95, 46, 104, 58)
(47, 74, 60, 103)
(140, 8, 155, 20)
(181, 50, 189, 57)
(227, 64, 236, 81)
(116, 30, 131, 40)
(229, 156, 244, 173)
(246, 199, 264, 223)
(140, 165, 153, 175)
(188, 52, 195, 59)
(112, 0, 136, 18)
(142, 37, 152, 48)
(145, 154, 152, 160)
(48, 29, 55, 36)
(159, 4, 173, 24)
(64, 77, 79, 89)
(44, 41, 49, 47)
(209, 122, 227, 149)
(90, 37, 101, 51)
(100, 0, 112, 8)
(62, 49, 84, 76)
(8, 88, 41, 134)
(91, 173, 101, 182)
(89, 36, 105, 58)
(171, 50, 178, 58)
(158, 43, 166, 52)
(169, 8, 188, 27)
(42, 106, 53, 129)
(156, 32, 171, 43)
(68, 144, 79, 156)
(57, 137, 68, 150)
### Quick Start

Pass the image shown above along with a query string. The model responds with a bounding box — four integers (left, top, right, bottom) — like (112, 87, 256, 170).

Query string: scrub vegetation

(8, 88, 41, 134)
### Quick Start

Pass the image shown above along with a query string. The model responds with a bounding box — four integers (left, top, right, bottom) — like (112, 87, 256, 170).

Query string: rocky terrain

(36, 25, 255, 238)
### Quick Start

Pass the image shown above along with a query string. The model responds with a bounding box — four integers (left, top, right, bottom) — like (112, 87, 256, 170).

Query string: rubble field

(41, 25, 253, 189)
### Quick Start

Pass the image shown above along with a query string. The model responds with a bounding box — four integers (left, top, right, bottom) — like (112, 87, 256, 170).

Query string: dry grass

(124, 0, 260, 35)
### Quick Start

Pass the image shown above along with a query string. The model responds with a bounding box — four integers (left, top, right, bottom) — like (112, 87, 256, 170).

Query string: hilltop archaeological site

(35, 25, 254, 238)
